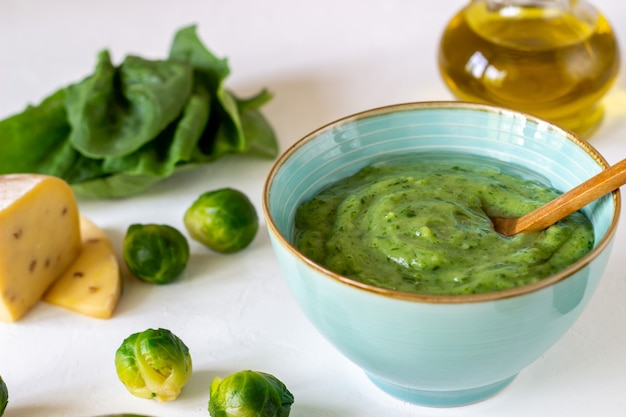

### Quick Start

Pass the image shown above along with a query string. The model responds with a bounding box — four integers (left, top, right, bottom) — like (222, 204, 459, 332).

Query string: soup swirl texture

(294, 159, 594, 295)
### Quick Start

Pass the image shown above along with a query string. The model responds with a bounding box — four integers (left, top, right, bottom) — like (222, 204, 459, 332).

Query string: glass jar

(438, 0, 620, 137)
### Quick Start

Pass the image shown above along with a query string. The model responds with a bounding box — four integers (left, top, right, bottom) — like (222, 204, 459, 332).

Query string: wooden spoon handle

(513, 157, 626, 233)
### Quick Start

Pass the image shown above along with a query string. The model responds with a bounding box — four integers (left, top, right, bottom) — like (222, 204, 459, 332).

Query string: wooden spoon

(492, 158, 626, 236)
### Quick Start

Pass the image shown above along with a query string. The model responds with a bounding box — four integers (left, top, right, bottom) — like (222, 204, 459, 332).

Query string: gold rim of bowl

(262, 101, 621, 304)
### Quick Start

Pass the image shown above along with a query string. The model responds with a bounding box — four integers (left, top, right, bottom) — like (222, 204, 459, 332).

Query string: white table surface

(1, 1, 625, 416)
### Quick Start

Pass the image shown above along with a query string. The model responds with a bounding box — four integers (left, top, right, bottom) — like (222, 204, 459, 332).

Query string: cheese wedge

(0, 174, 82, 322)
(43, 217, 122, 319)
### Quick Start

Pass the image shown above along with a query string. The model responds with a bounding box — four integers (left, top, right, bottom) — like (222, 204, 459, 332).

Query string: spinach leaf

(72, 85, 213, 198)
(65, 50, 193, 158)
(238, 99, 280, 158)
(0, 89, 73, 175)
(168, 25, 277, 159)
(0, 25, 278, 199)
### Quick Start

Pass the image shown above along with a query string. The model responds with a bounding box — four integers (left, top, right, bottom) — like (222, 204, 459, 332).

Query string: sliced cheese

(0, 174, 81, 322)
(44, 216, 122, 319)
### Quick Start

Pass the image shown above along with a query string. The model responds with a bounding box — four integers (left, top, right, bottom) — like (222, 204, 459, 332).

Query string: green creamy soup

(294, 157, 594, 295)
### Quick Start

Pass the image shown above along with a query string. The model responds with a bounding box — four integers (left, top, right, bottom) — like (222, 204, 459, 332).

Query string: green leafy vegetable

(0, 89, 73, 176)
(184, 188, 259, 253)
(208, 370, 294, 417)
(66, 51, 193, 158)
(123, 224, 190, 284)
(115, 328, 192, 402)
(0, 25, 278, 199)
(0, 374, 8, 416)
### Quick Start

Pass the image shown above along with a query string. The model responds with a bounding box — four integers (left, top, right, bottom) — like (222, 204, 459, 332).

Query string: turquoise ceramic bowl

(262, 102, 620, 407)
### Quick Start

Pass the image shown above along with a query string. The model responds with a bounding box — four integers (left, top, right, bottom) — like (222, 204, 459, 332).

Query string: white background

(1, 1, 625, 416)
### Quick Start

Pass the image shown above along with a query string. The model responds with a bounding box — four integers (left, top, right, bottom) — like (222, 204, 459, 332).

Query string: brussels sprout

(0, 374, 7, 416)
(115, 328, 192, 402)
(123, 223, 190, 284)
(208, 370, 294, 417)
(184, 188, 258, 254)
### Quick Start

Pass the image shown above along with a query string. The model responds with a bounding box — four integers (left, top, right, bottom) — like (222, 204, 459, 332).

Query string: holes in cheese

(43, 216, 122, 319)
(0, 174, 82, 322)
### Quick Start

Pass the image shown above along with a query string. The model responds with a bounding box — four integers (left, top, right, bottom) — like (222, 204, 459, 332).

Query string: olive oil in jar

(438, 0, 620, 137)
